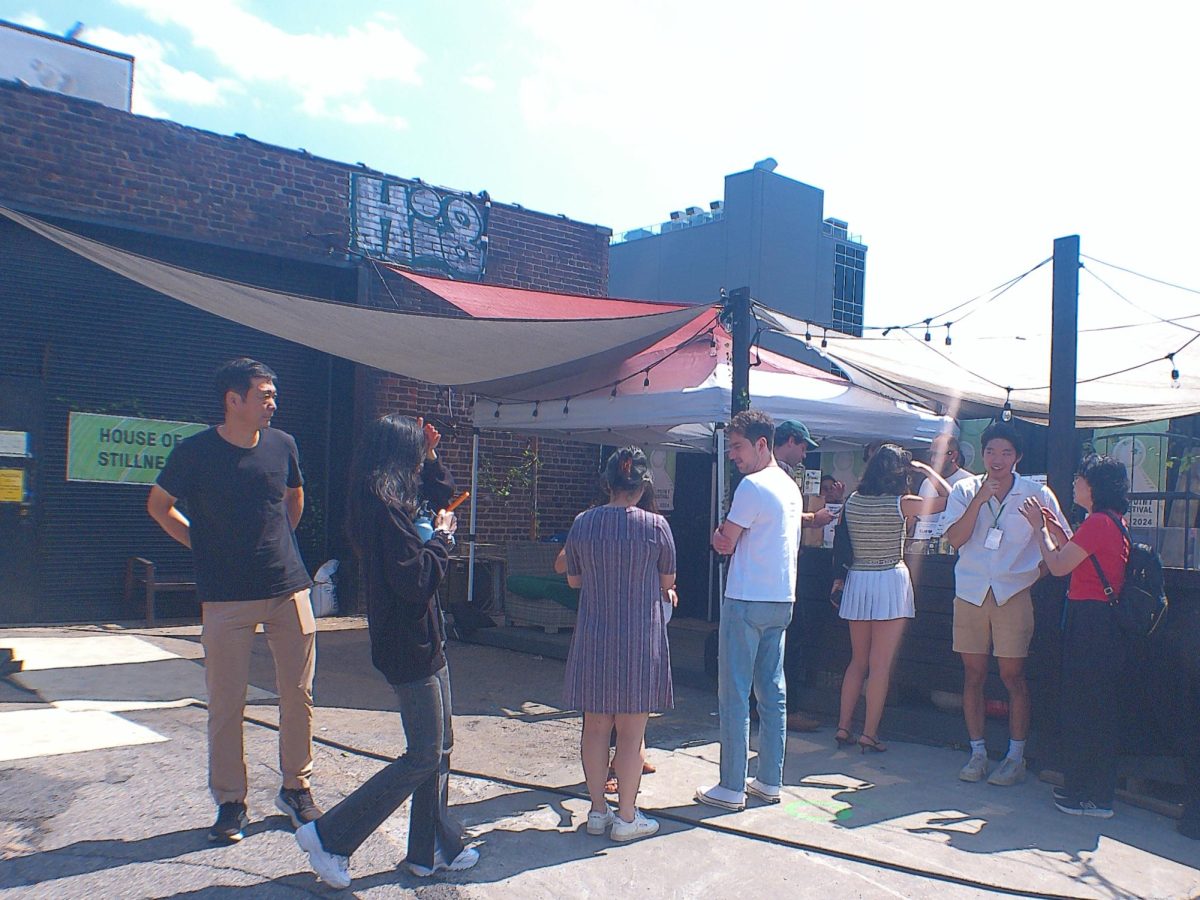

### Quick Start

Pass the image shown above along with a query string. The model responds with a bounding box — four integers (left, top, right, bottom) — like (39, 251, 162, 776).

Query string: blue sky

(5, 1, 1200, 335)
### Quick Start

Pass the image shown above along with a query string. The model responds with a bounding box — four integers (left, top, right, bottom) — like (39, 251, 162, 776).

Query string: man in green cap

(772, 420, 833, 732)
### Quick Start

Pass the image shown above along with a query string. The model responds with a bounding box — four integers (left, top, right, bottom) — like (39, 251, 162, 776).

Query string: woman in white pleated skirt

(831, 445, 951, 753)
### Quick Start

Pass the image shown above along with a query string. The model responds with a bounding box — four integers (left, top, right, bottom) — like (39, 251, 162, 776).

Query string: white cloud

(14, 11, 49, 30)
(461, 66, 494, 93)
(80, 25, 241, 117)
(115, 0, 424, 127)
(331, 98, 406, 131)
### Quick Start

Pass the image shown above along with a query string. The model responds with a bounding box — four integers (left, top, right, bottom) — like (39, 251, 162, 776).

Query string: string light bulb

(1168, 353, 1181, 389)
(882, 327, 893, 337)
(493, 404, 501, 418)
(924, 318, 933, 342)
(562, 397, 571, 415)
(643, 370, 651, 391)
(944, 323, 953, 346)
(709, 332, 718, 357)
(1001, 387, 1013, 422)
(531, 401, 539, 418)
(821, 328, 828, 349)
(804, 323, 812, 343)
(610, 385, 618, 401)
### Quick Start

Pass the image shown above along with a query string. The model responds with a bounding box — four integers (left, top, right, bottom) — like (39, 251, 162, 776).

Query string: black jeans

(316, 665, 464, 866)
(1059, 601, 1127, 806)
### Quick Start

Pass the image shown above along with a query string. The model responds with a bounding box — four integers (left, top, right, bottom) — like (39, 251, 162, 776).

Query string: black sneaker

(1054, 797, 1114, 819)
(276, 788, 322, 829)
(209, 802, 249, 843)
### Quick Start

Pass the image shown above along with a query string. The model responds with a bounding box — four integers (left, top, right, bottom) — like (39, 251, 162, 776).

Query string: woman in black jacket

(294, 414, 477, 889)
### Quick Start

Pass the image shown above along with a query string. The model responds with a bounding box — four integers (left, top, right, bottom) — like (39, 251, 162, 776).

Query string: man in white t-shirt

(942, 421, 1071, 788)
(696, 410, 805, 811)
(914, 434, 973, 538)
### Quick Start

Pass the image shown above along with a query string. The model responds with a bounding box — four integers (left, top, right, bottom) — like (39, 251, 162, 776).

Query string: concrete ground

(0, 619, 1196, 899)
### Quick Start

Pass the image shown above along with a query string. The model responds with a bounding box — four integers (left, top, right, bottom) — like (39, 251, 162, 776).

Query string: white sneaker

(409, 846, 480, 877)
(987, 756, 1026, 786)
(295, 821, 351, 889)
(610, 809, 660, 842)
(694, 784, 746, 811)
(958, 754, 989, 782)
(745, 778, 781, 804)
(586, 806, 614, 835)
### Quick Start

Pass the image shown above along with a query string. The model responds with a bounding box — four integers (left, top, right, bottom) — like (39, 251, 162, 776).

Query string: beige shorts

(952, 588, 1034, 658)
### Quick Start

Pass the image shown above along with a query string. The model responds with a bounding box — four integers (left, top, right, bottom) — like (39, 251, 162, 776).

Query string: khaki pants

(201, 590, 316, 804)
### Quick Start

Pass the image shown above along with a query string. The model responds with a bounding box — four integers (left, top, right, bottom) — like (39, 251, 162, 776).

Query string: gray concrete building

(609, 161, 866, 335)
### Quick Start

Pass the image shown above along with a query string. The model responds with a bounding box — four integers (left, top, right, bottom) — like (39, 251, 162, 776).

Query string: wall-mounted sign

(0, 431, 29, 457)
(350, 174, 489, 278)
(0, 468, 24, 502)
(67, 413, 206, 484)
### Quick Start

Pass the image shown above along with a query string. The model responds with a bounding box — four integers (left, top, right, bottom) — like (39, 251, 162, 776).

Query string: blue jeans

(718, 598, 793, 791)
(316, 665, 463, 866)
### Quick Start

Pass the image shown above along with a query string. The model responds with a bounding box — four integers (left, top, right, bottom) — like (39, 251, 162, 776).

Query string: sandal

(835, 727, 856, 748)
(642, 760, 656, 775)
(605, 769, 618, 794)
(858, 734, 887, 754)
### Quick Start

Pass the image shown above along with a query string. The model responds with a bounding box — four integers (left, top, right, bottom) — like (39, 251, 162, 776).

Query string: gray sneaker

(958, 754, 989, 782)
(987, 757, 1026, 786)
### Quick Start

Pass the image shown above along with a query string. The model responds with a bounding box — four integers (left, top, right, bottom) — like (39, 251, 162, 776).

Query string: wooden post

(1048, 235, 1080, 510)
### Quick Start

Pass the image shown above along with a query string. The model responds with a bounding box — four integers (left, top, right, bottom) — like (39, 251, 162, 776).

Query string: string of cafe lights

(771, 250, 1200, 399)
(481, 310, 723, 419)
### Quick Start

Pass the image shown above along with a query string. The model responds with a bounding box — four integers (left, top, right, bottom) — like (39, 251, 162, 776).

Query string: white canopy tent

(471, 322, 955, 449)
(466, 320, 957, 618)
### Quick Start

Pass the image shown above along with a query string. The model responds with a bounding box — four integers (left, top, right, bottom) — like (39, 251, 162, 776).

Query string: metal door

(0, 376, 41, 622)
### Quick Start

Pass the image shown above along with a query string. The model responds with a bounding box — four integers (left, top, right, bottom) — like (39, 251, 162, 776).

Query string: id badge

(984, 527, 1004, 550)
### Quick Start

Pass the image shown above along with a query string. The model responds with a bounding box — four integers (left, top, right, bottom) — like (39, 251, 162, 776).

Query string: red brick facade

(0, 79, 611, 546)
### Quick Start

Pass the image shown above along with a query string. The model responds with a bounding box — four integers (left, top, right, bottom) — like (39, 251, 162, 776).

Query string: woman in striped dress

(832, 444, 951, 752)
(564, 447, 677, 842)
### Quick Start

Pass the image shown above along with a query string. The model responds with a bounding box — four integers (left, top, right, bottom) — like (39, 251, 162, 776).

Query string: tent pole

(1048, 236, 1080, 512)
(711, 425, 726, 622)
(467, 428, 480, 607)
(708, 435, 717, 620)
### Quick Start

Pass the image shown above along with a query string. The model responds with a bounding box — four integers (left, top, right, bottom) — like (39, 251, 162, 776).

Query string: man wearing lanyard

(942, 421, 1071, 786)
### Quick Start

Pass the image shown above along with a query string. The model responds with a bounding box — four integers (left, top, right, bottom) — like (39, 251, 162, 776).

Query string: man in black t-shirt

(148, 358, 320, 843)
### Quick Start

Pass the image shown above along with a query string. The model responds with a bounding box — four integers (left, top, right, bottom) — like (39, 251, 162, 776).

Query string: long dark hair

(1078, 453, 1130, 515)
(857, 443, 911, 496)
(345, 414, 425, 554)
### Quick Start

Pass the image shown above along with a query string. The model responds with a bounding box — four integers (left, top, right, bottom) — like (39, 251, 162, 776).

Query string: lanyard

(986, 498, 1006, 529)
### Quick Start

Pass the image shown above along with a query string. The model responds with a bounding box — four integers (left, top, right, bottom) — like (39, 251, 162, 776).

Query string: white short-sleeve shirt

(724, 465, 804, 603)
(941, 473, 1072, 606)
(915, 467, 974, 537)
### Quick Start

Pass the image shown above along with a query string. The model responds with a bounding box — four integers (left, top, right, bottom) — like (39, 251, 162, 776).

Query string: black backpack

(1088, 511, 1169, 638)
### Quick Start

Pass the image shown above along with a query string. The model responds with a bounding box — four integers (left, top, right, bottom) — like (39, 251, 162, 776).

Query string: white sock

(1007, 739, 1026, 763)
(969, 739, 987, 757)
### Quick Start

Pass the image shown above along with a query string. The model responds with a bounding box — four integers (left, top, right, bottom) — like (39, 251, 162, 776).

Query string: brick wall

(0, 79, 613, 545)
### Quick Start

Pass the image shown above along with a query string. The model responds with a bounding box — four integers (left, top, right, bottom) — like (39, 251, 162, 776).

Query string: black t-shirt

(157, 426, 312, 602)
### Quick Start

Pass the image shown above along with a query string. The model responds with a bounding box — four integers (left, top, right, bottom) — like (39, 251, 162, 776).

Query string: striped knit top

(844, 493, 906, 571)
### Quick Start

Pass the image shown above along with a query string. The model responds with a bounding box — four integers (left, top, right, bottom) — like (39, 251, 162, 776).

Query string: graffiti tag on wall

(350, 174, 489, 278)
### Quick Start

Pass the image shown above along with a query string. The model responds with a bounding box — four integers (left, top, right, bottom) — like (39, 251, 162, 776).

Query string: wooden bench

(124, 557, 197, 625)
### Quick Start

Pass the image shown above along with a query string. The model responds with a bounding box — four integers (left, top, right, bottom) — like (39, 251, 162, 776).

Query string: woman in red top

(1020, 454, 1130, 819)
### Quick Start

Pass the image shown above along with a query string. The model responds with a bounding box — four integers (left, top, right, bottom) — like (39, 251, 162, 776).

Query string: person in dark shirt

(147, 358, 320, 843)
(294, 413, 477, 890)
